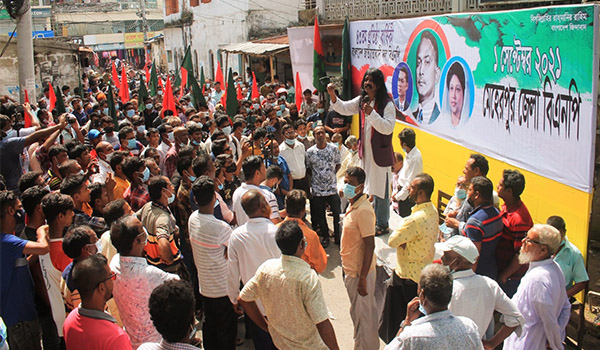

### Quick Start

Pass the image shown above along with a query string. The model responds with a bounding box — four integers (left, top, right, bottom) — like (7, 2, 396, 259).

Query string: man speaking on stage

(327, 68, 396, 236)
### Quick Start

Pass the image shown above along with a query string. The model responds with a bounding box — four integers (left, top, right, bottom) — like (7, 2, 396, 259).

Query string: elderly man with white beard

(501, 224, 571, 350)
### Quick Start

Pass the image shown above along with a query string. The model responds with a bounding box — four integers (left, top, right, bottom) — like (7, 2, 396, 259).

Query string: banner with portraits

(349, 5, 598, 193)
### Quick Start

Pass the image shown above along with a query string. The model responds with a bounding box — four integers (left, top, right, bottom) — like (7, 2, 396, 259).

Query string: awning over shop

(220, 41, 288, 57)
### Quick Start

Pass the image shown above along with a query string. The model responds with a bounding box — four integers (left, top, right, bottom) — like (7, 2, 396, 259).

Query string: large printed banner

(349, 5, 598, 193)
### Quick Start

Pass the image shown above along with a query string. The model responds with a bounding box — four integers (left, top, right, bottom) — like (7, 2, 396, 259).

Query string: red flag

(158, 76, 164, 91)
(24, 89, 30, 104)
(48, 82, 56, 112)
(162, 78, 176, 117)
(120, 67, 130, 103)
(111, 61, 120, 88)
(220, 90, 227, 107)
(215, 61, 224, 88)
(178, 67, 188, 100)
(295, 72, 303, 112)
(251, 72, 259, 99)
(145, 64, 150, 83)
(236, 83, 243, 100)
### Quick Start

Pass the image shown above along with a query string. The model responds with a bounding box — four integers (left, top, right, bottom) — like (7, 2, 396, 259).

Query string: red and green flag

(111, 60, 120, 89)
(161, 78, 176, 117)
(313, 15, 327, 93)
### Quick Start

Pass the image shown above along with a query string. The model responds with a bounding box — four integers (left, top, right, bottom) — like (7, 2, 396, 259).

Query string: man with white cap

(438, 235, 524, 347)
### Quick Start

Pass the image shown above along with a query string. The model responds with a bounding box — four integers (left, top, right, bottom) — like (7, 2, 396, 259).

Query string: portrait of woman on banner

(440, 60, 473, 128)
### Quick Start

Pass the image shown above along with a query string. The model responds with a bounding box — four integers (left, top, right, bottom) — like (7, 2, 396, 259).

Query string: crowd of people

(0, 61, 590, 350)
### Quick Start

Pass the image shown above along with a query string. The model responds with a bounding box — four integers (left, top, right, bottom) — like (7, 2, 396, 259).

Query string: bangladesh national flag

(226, 67, 238, 118)
(313, 15, 327, 93)
(189, 73, 207, 109)
(200, 66, 206, 94)
(150, 60, 158, 96)
(54, 84, 66, 115)
(341, 17, 352, 100)
(175, 46, 193, 89)
(138, 75, 149, 112)
(107, 84, 118, 125)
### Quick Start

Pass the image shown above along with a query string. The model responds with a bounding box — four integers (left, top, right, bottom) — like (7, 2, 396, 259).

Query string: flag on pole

(120, 67, 130, 103)
(200, 66, 206, 94)
(107, 84, 118, 125)
(162, 78, 176, 117)
(179, 67, 188, 100)
(226, 67, 238, 118)
(236, 83, 243, 100)
(145, 64, 150, 84)
(150, 60, 158, 96)
(48, 83, 56, 112)
(189, 73, 207, 109)
(158, 76, 164, 91)
(53, 84, 66, 115)
(215, 61, 224, 88)
(313, 15, 327, 93)
(295, 72, 303, 112)
(251, 71, 260, 99)
(24, 89, 29, 104)
(175, 46, 193, 88)
(111, 61, 120, 89)
(341, 17, 352, 100)
(138, 75, 149, 112)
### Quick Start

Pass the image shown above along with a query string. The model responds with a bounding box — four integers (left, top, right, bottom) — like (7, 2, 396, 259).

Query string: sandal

(375, 226, 389, 236)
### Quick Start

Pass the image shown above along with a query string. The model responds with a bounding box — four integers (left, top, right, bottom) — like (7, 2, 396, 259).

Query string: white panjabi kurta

(331, 96, 396, 199)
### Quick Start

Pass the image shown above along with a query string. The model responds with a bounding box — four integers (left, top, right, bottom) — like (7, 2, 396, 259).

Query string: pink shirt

(63, 307, 131, 350)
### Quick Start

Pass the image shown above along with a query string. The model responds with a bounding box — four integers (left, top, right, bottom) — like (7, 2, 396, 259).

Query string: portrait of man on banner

(412, 30, 442, 125)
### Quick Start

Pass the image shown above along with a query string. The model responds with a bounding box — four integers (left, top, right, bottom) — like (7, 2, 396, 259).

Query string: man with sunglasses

(500, 224, 571, 350)
(63, 254, 131, 349)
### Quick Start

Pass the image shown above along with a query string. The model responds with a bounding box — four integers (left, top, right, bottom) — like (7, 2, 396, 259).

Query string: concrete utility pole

(17, 2, 36, 103)
(140, 0, 148, 43)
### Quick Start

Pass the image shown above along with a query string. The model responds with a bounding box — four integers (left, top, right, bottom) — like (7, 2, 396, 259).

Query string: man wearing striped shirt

(188, 176, 237, 350)
(462, 176, 503, 280)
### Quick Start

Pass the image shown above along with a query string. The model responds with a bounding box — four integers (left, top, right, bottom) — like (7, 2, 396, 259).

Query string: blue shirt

(463, 204, 503, 279)
(554, 237, 589, 289)
(0, 233, 37, 327)
(267, 155, 291, 209)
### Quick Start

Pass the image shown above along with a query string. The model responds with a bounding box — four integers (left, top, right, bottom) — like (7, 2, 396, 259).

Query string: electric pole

(16, 1, 36, 103)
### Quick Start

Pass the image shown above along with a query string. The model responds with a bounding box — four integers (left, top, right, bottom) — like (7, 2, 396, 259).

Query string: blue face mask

(189, 175, 196, 182)
(192, 139, 200, 146)
(126, 109, 135, 118)
(418, 303, 427, 316)
(166, 189, 175, 204)
(137, 125, 146, 134)
(317, 108, 325, 114)
(343, 182, 357, 199)
(127, 139, 137, 149)
(276, 110, 282, 117)
(218, 183, 224, 190)
(141, 167, 150, 182)
(279, 104, 286, 110)
(103, 107, 109, 115)
(285, 138, 295, 146)
(455, 188, 467, 200)
(245, 107, 250, 113)
(145, 103, 153, 110)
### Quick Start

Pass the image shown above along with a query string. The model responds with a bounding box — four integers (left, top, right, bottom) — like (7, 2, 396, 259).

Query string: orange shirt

(113, 176, 130, 200)
(49, 239, 72, 272)
(280, 217, 327, 273)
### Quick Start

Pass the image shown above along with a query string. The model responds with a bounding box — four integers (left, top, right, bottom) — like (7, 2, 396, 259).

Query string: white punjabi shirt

(448, 269, 524, 337)
(504, 258, 571, 350)
(394, 147, 423, 202)
(331, 97, 395, 199)
(279, 140, 306, 180)
(110, 255, 179, 349)
(384, 310, 483, 350)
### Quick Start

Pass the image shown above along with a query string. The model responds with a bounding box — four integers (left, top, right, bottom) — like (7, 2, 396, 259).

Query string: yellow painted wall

(351, 115, 593, 257)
